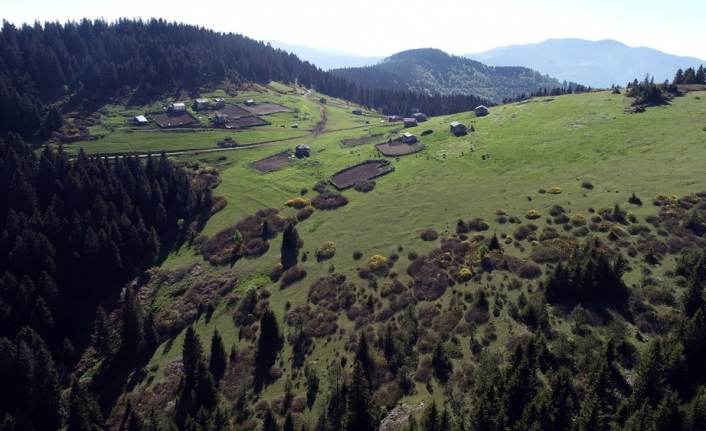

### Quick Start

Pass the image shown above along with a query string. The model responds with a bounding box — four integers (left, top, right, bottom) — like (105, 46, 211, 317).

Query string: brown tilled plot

(242, 103, 293, 115)
(376, 139, 425, 156)
(150, 111, 198, 128)
(341, 134, 384, 147)
(227, 116, 269, 128)
(330, 161, 393, 189)
(215, 104, 251, 118)
(250, 151, 294, 173)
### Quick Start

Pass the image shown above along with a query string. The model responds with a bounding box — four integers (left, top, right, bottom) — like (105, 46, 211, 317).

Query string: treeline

(501, 83, 589, 104)
(331, 48, 564, 103)
(0, 19, 489, 138)
(673, 66, 706, 85)
(0, 133, 214, 429)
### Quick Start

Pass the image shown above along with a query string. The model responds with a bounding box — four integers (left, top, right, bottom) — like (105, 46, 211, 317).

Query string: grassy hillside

(115, 87, 706, 428)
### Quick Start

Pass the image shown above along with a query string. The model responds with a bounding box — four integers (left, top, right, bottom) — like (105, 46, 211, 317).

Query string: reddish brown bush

(354, 180, 376, 193)
(280, 265, 307, 288)
(312, 191, 348, 210)
(420, 228, 439, 241)
(518, 263, 542, 279)
(312, 180, 328, 193)
(548, 205, 566, 216)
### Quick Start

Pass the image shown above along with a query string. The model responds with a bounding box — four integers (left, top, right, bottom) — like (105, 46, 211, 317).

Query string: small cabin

(475, 105, 489, 116)
(244, 99, 255, 106)
(295, 144, 310, 158)
(402, 132, 417, 144)
(194, 98, 210, 110)
(134, 115, 149, 125)
(388, 115, 402, 122)
(213, 98, 226, 108)
(170, 102, 186, 112)
(450, 121, 467, 135)
(214, 113, 228, 125)
(291, 123, 299, 128)
(403, 118, 417, 128)
(412, 112, 427, 122)
(352, 108, 362, 115)
(319, 97, 327, 104)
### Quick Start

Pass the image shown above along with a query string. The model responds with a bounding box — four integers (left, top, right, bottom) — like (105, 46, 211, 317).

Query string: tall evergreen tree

(208, 328, 227, 382)
(344, 361, 377, 431)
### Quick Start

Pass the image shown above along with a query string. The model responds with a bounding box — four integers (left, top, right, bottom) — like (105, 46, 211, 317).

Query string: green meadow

(128, 88, 706, 419)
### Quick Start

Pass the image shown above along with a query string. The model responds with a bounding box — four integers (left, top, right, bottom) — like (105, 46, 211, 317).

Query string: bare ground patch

(376, 138, 426, 156)
(149, 111, 198, 128)
(250, 151, 295, 173)
(341, 134, 385, 147)
(330, 160, 394, 189)
(213, 104, 252, 118)
(227, 116, 270, 129)
(242, 103, 293, 115)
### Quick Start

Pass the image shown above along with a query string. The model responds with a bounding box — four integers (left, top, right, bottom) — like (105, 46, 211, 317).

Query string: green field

(128, 88, 706, 424)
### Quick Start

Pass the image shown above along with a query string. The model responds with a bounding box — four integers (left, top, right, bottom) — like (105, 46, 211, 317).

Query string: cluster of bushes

(354, 180, 376, 192)
(200, 207, 292, 264)
(312, 191, 348, 210)
(280, 265, 307, 288)
(308, 273, 357, 311)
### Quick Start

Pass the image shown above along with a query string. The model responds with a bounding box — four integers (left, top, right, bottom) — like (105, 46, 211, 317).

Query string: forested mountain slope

(331, 48, 568, 102)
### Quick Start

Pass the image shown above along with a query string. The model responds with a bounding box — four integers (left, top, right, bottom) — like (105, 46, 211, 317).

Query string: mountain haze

(331, 48, 564, 103)
(267, 40, 383, 70)
(465, 38, 706, 89)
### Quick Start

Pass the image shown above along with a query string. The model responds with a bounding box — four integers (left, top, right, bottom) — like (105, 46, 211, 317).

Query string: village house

(475, 105, 489, 116)
(169, 102, 186, 112)
(388, 115, 402, 122)
(319, 97, 327, 104)
(194, 98, 210, 110)
(412, 112, 427, 122)
(402, 132, 417, 144)
(403, 118, 417, 128)
(214, 113, 228, 126)
(295, 144, 310, 158)
(244, 99, 255, 106)
(133, 115, 149, 125)
(450, 121, 467, 135)
(352, 108, 362, 115)
(213, 98, 226, 108)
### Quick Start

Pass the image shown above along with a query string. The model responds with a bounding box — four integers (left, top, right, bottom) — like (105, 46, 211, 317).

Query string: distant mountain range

(329, 48, 564, 103)
(267, 41, 382, 71)
(465, 38, 706, 89)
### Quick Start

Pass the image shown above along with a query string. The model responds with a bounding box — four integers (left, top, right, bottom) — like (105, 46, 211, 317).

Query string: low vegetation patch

(315, 241, 337, 261)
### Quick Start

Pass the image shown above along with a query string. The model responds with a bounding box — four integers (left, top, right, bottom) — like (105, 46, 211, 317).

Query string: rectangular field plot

(340, 134, 384, 147)
(215, 104, 251, 118)
(242, 103, 293, 115)
(249, 151, 294, 173)
(149, 111, 198, 128)
(375, 139, 426, 156)
(227, 116, 270, 129)
(330, 160, 394, 189)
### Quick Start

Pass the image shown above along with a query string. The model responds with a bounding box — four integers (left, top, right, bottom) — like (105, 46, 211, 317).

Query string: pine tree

(67, 379, 104, 431)
(262, 409, 279, 431)
(208, 328, 227, 382)
(182, 326, 204, 388)
(344, 361, 377, 431)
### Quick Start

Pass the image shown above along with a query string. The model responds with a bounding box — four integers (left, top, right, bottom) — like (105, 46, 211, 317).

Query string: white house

(170, 102, 186, 112)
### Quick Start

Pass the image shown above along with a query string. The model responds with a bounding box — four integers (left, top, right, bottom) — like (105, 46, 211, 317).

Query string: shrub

(353, 250, 363, 260)
(570, 214, 587, 226)
(315, 241, 337, 261)
(547, 187, 563, 194)
(525, 210, 541, 220)
(628, 193, 642, 206)
(548, 205, 566, 216)
(354, 180, 376, 193)
(581, 180, 594, 190)
(367, 254, 389, 272)
(539, 227, 559, 242)
(496, 215, 508, 224)
(509, 215, 522, 224)
(408, 250, 419, 261)
(513, 225, 532, 241)
(573, 226, 590, 237)
(468, 218, 490, 231)
(296, 205, 315, 221)
(300, 187, 308, 195)
(281, 266, 307, 288)
(285, 197, 311, 209)
(458, 268, 473, 282)
(421, 228, 439, 241)
(553, 213, 570, 224)
(312, 191, 348, 210)
(518, 263, 542, 279)
(496, 208, 507, 215)
(538, 188, 547, 194)
(313, 180, 328, 193)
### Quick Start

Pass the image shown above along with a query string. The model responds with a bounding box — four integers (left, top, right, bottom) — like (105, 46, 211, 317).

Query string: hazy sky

(3, 0, 706, 60)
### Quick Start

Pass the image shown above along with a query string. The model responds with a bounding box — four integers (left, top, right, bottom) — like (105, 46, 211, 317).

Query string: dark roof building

(402, 132, 417, 143)
(352, 108, 362, 115)
(295, 144, 310, 158)
(403, 118, 417, 128)
(319, 97, 327, 104)
(450, 121, 467, 135)
(475, 105, 489, 116)
(412, 112, 427, 122)
(388, 115, 403, 122)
